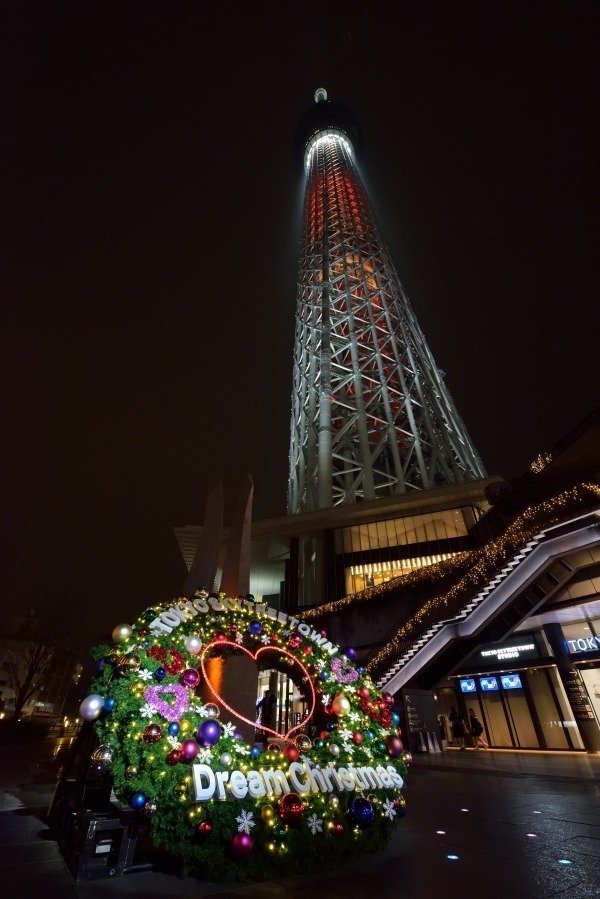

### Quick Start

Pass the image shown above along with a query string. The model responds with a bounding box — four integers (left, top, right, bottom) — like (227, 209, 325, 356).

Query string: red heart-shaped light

(199, 640, 316, 742)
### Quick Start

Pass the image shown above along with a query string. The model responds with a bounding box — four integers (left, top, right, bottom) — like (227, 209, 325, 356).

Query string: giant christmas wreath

(85, 592, 409, 881)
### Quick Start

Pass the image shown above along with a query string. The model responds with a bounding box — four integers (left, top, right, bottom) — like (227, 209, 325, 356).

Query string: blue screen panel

(459, 678, 476, 693)
(501, 674, 523, 690)
(480, 677, 499, 692)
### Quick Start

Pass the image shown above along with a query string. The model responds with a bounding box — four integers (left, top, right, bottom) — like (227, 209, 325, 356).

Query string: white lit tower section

(288, 89, 485, 514)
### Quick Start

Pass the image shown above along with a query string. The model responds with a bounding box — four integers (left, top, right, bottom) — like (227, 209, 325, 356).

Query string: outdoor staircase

(375, 537, 543, 689)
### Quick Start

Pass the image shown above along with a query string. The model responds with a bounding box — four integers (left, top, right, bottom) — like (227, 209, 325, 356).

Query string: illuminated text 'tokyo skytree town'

(288, 89, 485, 514)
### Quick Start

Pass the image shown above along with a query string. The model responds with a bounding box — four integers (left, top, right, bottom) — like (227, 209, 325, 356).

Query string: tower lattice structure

(288, 89, 485, 514)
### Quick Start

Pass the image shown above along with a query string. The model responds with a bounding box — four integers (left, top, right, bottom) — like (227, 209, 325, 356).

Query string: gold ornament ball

(331, 693, 351, 716)
(328, 794, 340, 809)
(260, 804, 276, 824)
(173, 782, 188, 800)
(117, 653, 141, 675)
(112, 623, 133, 644)
(126, 765, 137, 779)
(180, 720, 191, 733)
(294, 734, 312, 751)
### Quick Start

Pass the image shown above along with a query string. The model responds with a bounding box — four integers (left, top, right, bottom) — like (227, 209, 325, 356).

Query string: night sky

(2, 2, 598, 650)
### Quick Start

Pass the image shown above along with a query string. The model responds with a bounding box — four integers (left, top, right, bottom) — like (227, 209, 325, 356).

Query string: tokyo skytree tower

(287, 89, 485, 514)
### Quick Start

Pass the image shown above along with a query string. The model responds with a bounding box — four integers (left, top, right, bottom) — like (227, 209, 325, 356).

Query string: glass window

(580, 667, 600, 728)
(504, 689, 539, 748)
(377, 520, 389, 548)
(562, 619, 600, 649)
(526, 668, 572, 749)
(433, 516, 449, 540)
(424, 515, 438, 541)
(479, 691, 513, 746)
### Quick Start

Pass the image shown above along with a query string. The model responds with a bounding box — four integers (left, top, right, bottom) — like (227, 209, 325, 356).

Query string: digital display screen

(459, 678, 476, 693)
(480, 677, 499, 692)
(501, 674, 523, 690)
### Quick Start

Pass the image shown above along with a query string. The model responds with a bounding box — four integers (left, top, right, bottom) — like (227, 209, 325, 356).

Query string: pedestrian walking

(469, 708, 488, 749)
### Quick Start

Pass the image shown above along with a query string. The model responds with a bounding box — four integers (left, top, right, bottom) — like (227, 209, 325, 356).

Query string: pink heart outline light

(200, 640, 316, 742)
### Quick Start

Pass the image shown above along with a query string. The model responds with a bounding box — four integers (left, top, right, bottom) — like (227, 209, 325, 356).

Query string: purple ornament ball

(385, 735, 403, 758)
(179, 668, 201, 688)
(197, 719, 221, 747)
(231, 831, 254, 859)
(180, 738, 199, 762)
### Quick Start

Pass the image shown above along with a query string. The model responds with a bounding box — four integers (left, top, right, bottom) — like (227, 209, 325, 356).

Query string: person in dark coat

(449, 706, 467, 749)
(258, 689, 276, 729)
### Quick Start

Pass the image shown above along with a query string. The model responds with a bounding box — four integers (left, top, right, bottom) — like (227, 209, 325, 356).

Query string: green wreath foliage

(89, 594, 408, 882)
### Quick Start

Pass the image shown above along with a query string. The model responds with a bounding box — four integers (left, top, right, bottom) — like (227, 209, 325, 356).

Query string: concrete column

(184, 481, 223, 596)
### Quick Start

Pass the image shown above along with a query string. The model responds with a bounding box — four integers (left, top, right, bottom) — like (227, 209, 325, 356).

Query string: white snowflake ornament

(236, 810, 256, 834)
(383, 798, 397, 820)
(307, 813, 323, 835)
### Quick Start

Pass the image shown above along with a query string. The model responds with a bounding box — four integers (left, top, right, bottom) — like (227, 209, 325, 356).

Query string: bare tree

(0, 598, 76, 719)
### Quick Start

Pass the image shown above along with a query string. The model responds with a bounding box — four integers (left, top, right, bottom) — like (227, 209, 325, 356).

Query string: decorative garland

(85, 593, 408, 882)
(365, 482, 600, 675)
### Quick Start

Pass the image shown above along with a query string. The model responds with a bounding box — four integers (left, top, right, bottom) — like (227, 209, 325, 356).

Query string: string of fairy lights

(303, 551, 475, 619)
(364, 482, 600, 675)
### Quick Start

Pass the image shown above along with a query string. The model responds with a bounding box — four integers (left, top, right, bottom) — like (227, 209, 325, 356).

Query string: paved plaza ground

(1, 738, 599, 899)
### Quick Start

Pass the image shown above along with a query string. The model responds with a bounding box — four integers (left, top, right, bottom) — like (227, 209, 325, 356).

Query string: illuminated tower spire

(287, 89, 485, 514)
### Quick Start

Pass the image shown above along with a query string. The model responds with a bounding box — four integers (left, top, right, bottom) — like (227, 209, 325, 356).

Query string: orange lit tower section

(288, 89, 485, 514)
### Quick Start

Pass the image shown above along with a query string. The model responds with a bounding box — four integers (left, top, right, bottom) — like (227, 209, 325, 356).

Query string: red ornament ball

(142, 723, 162, 744)
(166, 749, 182, 765)
(197, 819, 212, 838)
(381, 691, 395, 708)
(352, 731, 363, 745)
(231, 831, 254, 859)
(278, 792, 305, 827)
(357, 686, 371, 700)
(270, 633, 279, 643)
(302, 645, 312, 656)
(283, 744, 300, 762)
(214, 632, 227, 643)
